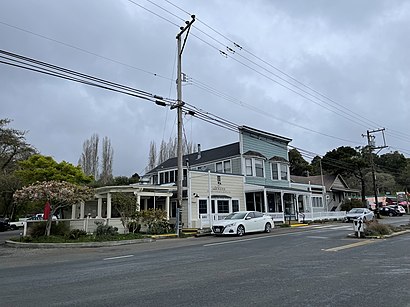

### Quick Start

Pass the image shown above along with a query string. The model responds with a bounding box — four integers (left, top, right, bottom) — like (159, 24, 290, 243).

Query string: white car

(212, 211, 274, 236)
(345, 208, 374, 222)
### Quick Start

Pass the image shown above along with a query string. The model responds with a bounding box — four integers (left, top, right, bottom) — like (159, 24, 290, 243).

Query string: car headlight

(225, 222, 236, 228)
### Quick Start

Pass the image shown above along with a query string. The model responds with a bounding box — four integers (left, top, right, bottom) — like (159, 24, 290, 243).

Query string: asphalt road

(1, 220, 410, 307)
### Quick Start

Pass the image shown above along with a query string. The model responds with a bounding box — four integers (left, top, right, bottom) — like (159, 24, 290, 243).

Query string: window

(312, 197, 323, 208)
(245, 158, 253, 176)
(232, 200, 239, 212)
(216, 162, 223, 173)
(216, 160, 232, 173)
(199, 199, 207, 215)
(223, 161, 231, 173)
(218, 200, 230, 213)
(254, 211, 263, 218)
(159, 170, 177, 184)
(271, 163, 279, 180)
(272, 163, 288, 180)
(280, 164, 288, 180)
(255, 159, 264, 177)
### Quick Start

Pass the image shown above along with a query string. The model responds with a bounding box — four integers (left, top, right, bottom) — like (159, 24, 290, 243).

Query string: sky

(1, 0, 409, 177)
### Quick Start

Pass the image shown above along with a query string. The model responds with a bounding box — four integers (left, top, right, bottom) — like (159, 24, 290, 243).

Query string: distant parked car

(0, 218, 10, 232)
(345, 208, 374, 222)
(387, 205, 406, 216)
(212, 211, 273, 236)
(379, 206, 400, 217)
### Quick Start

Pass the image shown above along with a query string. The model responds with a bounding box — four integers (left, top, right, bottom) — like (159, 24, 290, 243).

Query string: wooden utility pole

(363, 128, 387, 218)
(175, 15, 195, 236)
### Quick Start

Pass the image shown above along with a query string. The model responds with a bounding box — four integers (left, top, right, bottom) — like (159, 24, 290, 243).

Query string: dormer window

(269, 156, 289, 181)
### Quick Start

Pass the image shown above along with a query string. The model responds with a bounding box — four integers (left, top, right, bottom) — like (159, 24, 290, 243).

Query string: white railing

(265, 212, 285, 222)
(298, 211, 346, 222)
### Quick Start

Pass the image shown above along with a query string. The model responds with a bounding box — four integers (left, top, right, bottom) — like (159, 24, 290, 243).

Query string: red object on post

(43, 201, 51, 220)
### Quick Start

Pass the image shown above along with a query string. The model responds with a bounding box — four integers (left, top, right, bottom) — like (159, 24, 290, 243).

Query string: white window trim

(244, 157, 265, 178)
(215, 159, 232, 174)
(271, 162, 289, 181)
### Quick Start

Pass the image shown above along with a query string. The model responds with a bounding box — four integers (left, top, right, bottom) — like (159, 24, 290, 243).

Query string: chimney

(197, 144, 201, 160)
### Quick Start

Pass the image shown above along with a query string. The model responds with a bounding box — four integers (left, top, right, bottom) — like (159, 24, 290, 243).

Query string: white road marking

(323, 240, 376, 252)
(103, 254, 134, 261)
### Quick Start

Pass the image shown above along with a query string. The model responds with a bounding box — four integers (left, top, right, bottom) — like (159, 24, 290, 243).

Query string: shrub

(127, 221, 141, 233)
(140, 209, 172, 234)
(29, 221, 70, 238)
(67, 229, 87, 240)
(365, 220, 393, 237)
(94, 221, 118, 237)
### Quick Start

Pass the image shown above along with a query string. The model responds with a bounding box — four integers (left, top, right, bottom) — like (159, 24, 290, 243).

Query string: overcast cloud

(1, 0, 409, 176)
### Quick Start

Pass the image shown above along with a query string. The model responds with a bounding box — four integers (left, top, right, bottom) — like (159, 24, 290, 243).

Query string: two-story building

(144, 126, 317, 227)
(70, 126, 348, 232)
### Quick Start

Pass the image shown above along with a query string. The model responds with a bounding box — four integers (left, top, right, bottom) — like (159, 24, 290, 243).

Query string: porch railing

(298, 211, 346, 223)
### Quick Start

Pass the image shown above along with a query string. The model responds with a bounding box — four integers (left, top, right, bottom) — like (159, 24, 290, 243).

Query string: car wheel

(265, 223, 272, 233)
(10, 225, 17, 230)
(237, 225, 245, 237)
(389, 212, 393, 217)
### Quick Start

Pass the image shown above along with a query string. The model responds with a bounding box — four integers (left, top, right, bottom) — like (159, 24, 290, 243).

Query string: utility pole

(175, 15, 195, 236)
(363, 128, 387, 218)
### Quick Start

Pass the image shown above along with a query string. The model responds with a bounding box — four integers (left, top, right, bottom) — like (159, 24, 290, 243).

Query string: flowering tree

(13, 180, 95, 236)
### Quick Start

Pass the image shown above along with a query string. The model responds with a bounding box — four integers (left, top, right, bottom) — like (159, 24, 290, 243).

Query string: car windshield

(349, 208, 364, 213)
(224, 212, 247, 220)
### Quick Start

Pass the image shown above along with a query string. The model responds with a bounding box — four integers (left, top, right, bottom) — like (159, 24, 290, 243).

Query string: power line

(0, 49, 175, 106)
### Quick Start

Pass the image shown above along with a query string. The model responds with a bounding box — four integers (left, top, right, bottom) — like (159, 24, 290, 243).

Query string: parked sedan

(379, 206, 400, 217)
(212, 211, 273, 236)
(345, 208, 374, 222)
(387, 205, 406, 216)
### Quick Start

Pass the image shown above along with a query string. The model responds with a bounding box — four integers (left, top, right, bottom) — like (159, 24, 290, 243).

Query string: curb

(4, 238, 156, 248)
(347, 229, 410, 239)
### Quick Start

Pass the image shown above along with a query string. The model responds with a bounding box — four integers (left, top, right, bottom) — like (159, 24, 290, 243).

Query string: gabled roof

(239, 125, 292, 143)
(269, 156, 288, 162)
(290, 174, 358, 193)
(147, 142, 240, 174)
(243, 150, 267, 159)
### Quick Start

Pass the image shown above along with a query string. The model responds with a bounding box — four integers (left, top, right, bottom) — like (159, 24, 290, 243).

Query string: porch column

(263, 189, 268, 213)
(280, 191, 284, 213)
(71, 204, 76, 219)
(107, 192, 112, 219)
(165, 196, 170, 220)
(97, 197, 102, 218)
(80, 201, 85, 219)
(136, 194, 141, 211)
(144, 198, 148, 210)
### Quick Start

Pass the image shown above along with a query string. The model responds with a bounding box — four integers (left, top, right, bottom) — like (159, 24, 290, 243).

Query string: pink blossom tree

(13, 180, 94, 236)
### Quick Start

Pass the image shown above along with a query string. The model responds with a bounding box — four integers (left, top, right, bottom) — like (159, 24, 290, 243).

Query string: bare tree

(146, 141, 157, 172)
(157, 140, 168, 165)
(100, 136, 113, 184)
(78, 134, 99, 179)
(167, 137, 177, 159)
